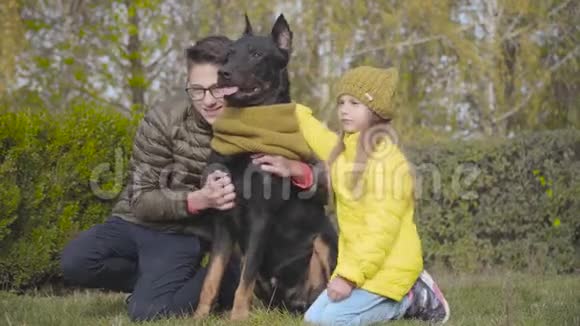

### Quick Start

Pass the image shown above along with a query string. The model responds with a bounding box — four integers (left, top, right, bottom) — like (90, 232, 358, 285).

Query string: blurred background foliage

(1, 0, 578, 138)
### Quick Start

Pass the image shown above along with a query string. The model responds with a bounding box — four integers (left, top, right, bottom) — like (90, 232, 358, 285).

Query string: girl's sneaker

(405, 270, 450, 324)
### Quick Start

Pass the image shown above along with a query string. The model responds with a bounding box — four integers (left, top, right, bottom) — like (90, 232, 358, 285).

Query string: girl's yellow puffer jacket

(296, 104, 423, 301)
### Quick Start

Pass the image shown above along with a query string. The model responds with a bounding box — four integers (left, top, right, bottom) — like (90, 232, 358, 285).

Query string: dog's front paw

(194, 304, 211, 319)
(230, 307, 250, 321)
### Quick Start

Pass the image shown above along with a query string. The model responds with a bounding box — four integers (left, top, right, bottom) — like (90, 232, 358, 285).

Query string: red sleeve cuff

(186, 193, 204, 215)
(291, 162, 314, 189)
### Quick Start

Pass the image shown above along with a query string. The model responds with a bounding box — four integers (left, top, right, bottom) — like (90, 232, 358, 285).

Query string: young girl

(293, 66, 450, 325)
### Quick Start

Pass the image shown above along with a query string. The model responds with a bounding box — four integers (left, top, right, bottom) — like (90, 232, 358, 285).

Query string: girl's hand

(251, 154, 303, 178)
(327, 276, 355, 302)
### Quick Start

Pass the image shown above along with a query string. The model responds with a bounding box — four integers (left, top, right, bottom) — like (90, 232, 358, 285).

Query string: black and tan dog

(194, 14, 338, 320)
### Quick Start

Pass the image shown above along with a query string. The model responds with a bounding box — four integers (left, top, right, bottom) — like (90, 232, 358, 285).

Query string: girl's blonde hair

(326, 110, 397, 196)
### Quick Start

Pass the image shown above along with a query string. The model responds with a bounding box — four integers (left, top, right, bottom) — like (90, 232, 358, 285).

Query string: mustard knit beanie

(334, 66, 399, 120)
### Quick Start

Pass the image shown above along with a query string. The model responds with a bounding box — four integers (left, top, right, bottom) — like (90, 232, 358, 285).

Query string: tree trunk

(126, 1, 146, 111)
(0, 0, 25, 95)
(480, 0, 500, 136)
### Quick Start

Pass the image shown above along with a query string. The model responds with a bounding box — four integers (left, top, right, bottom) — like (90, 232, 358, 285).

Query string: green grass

(1, 272, 579, 326)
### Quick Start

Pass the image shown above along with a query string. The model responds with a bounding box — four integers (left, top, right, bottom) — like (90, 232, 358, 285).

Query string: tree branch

(146, 46, 173, 74)
(350, 35, 444, 58)
(74, 84, 131, 116)
(503, 0, 573, 40)
(346, 24, 475, 59)
(548, 0, 573, 17)
(148, 65, 167, 85)
(492, 45, 579, 123)
(97, 44, 128, 71)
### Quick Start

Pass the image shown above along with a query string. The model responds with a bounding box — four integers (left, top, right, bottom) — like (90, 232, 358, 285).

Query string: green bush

(406, 129, 580, 273)
(0, 103, 578, 289)
(0, 104, 136, 289)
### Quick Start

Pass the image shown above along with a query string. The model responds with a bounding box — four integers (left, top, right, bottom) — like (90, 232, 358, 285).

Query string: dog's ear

(243, 13, 253, 36)
(271, 14, 292, 52)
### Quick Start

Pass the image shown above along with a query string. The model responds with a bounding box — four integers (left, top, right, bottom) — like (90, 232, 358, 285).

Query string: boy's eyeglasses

(185, 85, 225, 101)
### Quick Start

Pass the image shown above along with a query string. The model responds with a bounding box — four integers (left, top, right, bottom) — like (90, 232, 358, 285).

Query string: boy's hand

(187, 170, 236, 213)
(202, 170, 236, 210)
(327, 276, 355, 302)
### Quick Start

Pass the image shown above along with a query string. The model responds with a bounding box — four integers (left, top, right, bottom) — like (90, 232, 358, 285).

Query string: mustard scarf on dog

(211, 103, 313, 160)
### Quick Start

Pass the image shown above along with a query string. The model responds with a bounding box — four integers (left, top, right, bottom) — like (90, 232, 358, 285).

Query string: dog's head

(217, 14, 293, 107)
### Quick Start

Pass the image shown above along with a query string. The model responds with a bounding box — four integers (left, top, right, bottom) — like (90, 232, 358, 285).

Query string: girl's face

(337, 94, 373, 133)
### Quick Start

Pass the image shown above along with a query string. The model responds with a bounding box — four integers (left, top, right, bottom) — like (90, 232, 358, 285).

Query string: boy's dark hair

(185, 35, 232, 71)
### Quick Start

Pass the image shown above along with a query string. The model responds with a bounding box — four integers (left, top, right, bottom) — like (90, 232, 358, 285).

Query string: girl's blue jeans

(304, 288, 411, 326)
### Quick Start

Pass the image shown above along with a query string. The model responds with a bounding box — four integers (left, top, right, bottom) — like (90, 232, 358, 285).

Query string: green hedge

(0, 104, 136, 289)
(0, 105, 578, 289)
(406, 130, 580, 273)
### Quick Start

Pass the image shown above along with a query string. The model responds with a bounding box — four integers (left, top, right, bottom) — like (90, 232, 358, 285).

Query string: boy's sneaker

(405, 271, 450, 324)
